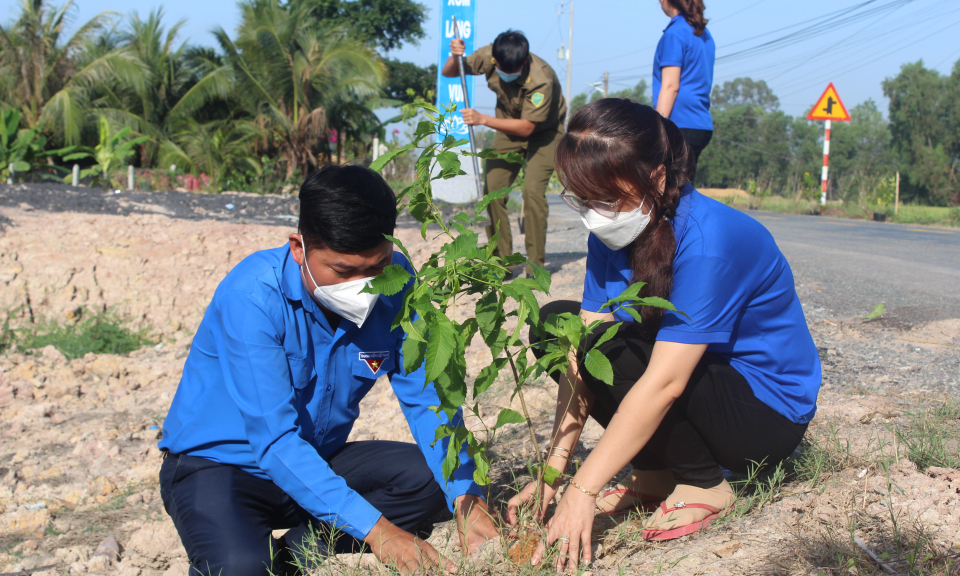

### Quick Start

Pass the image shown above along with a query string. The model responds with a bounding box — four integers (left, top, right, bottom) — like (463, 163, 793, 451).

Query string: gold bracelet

(568, 480, 600, 498)
(548, 446, 571, 453)
(545, 451, 570, 460)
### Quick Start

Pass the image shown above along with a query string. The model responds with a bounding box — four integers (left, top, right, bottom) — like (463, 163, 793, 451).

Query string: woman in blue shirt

(654, 0, 715, 183)
(159, 165, 497, 575)
(507, 99, 820, 570)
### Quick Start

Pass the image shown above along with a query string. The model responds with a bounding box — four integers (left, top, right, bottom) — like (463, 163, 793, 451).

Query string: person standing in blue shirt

(653, 0, 715, 183)
(506, 100, 820, 570)
(159, 165, 498, 575)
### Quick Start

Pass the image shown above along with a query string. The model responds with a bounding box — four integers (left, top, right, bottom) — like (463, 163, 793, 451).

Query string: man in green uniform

(442, 30, 566, 273)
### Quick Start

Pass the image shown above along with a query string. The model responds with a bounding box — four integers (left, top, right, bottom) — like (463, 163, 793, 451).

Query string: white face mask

(579, 202, 652, 251)
(300, 236, 380, 328)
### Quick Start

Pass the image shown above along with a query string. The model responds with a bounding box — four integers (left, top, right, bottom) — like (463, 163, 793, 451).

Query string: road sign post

(807, 82, 851, 208)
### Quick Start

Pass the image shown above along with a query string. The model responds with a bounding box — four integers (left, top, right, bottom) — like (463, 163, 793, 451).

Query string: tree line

(571, 69, 959, 207)
(2, 0, 958, 207)
(0, 0, 436, 191)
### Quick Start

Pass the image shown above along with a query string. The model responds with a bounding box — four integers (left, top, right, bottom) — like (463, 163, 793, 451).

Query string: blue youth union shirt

(159, 246, 482, 540)
(582, 185, 822, 424)
(653, 14, 716, 131)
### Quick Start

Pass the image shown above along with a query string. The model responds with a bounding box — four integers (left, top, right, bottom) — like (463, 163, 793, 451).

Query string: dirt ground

(0, 201, 958, 576)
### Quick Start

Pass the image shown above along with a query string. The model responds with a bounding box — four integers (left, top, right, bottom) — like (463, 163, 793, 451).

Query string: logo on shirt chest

(359, 351, 390, 375)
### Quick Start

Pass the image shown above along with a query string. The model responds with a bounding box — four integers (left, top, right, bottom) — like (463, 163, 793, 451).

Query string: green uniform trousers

(483, 127, 563, 271)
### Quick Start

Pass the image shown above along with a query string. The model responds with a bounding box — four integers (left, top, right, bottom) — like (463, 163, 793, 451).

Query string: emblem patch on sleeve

(359, 351, 390, 375)
(531, 92, 545, 108)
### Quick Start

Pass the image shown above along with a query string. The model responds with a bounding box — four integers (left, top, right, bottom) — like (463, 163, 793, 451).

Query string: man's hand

(363, 516, 455, 574)
(449, 38, 465, 57)
(461, 108, 485, 126)
(454, 494, 500, 555)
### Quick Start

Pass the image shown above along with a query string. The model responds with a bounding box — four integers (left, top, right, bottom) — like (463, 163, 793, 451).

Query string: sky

(22, 0, 960, 119)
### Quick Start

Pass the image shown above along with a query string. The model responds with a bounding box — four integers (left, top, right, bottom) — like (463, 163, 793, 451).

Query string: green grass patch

(1, 308, 155, 359)
(888, 401, 960, 471)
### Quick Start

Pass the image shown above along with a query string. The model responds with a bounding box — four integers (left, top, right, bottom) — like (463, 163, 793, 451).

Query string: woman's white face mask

(300, 236, 379, 327)
(579, 199, 652, 251)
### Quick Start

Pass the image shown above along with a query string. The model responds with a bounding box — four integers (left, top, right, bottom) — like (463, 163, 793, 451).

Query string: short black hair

(492, 30, 529, 73)
(298, 164, 397, 253)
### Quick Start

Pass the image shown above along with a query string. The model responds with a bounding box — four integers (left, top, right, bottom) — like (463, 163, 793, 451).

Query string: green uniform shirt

(462, 44, 566, 135)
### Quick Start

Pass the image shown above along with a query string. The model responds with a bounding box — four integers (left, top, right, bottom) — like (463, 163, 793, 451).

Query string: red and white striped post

(807, 83, 850, 209)
(820, 119, 831, 207)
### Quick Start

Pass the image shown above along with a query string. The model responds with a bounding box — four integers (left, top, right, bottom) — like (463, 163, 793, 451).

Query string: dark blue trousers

(159, 441, 447, 576)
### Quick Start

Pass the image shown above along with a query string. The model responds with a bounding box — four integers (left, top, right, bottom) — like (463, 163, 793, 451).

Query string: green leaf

(370, 143, 416, 173)
(471, 446, 491, 486)
(363, 264, 412, 296)
(445, 229, 480, 262)
(432, 424, 456, 446)
(530, 264, 551, 293)
(460, 318, 479, 348)
(623, 306, 643, 323)
(434, 361, 467, 419)
(401, 329, 428, 374)
(425, 314, 457, 384)
(473, 357, 508, 397)
(862, 303, 885, 320)
(502, 281, 541, 326)
(584, 348, 614, 385)
(542, 464, 564, 486)
(476, 185, 514, 215)
(492, 408, 526, 430)
(442, 428, 466, 480)
(11, 161, 30, 172)
(436, 150, 462, 177)
(591, 324, 620, 350)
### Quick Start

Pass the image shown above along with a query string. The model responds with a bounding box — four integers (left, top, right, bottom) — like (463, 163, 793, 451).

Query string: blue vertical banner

(436, 0, 477, 141)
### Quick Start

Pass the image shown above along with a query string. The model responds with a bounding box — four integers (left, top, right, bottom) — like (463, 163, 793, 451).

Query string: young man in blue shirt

(159, 164, 498, 575)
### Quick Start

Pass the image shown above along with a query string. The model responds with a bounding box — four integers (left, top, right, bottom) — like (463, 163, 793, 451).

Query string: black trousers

(159, 441, 447, 576)
(679, 128, 713, 185)
(531, 300, 807, 489)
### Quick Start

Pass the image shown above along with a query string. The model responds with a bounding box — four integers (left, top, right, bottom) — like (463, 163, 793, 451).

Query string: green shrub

(3, 308, 155, 359)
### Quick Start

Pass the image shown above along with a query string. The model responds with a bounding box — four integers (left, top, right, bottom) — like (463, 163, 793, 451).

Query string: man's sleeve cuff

(656, 328, 731, 345)
(658, 59, 683, 68)
(443, 479, 486, 511)
(335, 492, 385, 541)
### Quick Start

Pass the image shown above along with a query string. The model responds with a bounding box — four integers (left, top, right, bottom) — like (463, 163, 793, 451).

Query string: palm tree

(0, 0, 145, 145)
(160, 118, 261, 187)
(212, 0, 385, 178)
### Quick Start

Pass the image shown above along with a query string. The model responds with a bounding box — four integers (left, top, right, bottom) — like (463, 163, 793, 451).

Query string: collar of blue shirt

(280, 246, 305, 302)
(664, 13, 685, 33)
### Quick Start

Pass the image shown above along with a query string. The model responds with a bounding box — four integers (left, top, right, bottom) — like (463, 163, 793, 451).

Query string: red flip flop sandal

(596, 487, 662, 517)
(641, 501, 734, 541)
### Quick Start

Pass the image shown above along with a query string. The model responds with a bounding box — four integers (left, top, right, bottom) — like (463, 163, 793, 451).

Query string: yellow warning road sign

(807, 82, 851, 122)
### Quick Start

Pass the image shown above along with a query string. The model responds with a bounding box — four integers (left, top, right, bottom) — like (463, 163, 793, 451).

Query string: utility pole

(564, 1, 574, 131)
(603, 72, 609, 97)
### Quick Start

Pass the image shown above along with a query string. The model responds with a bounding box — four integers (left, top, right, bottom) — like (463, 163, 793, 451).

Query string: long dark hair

(668, 0, 708, 36)
(555, 99, 689, 330)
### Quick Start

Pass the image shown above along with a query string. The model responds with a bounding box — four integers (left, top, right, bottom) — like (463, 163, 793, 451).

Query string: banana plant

(64, 117, 150, 189)
(0, 109, 73, 182)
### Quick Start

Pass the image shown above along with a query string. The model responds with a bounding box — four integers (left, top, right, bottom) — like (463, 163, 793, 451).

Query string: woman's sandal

(596, 487, 662, 517)
(640, 501, 734, 541)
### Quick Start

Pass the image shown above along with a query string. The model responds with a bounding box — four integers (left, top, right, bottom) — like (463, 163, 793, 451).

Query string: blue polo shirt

(159, 246, 482, 540)
(582, 185, 821, 424)
(653, 14, 716, 131)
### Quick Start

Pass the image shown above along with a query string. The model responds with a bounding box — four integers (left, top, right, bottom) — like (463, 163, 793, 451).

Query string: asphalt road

(537, 195, 960, 328)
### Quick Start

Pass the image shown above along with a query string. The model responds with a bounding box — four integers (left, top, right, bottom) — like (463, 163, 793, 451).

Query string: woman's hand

(506, 479, 559, 526)
(532, 486, 596, 572)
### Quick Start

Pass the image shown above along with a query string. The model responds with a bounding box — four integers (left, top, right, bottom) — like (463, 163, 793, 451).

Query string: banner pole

(453, 16, 484, 201)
